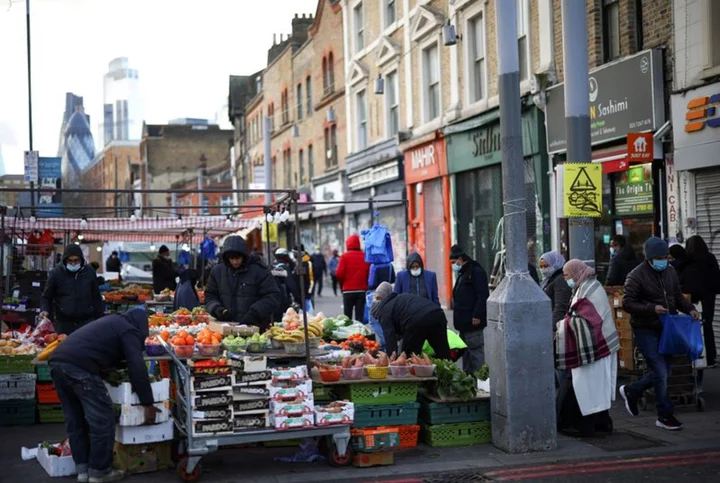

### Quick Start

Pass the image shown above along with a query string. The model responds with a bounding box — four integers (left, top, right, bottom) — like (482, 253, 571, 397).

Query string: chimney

(273, 33, 277, 45)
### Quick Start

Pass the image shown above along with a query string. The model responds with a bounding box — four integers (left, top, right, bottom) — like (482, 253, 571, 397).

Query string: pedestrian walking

(394, 252, 440, 305)
(336, 234, 370, 322)
(310, 246, 327, 297)
(539, 250, 572, 327)
(605, 235, 640, 286)
(328, 249, 340, 296)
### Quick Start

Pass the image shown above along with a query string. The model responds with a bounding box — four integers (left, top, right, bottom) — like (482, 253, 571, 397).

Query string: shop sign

(313, 179, 344, 210)
(627, 132, 653, 162)
(405, 139, 445, 184)
(563, 163, 603, 218)
(614, 164, 654, 216)
(665, 154, 680, 242)
(671, 83, 720, 170)
(546, 49, 665, 154)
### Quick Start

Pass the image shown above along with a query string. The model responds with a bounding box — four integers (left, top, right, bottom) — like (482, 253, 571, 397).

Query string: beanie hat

(450, 245, 466, 260)
(159, 245, 170, 254)
(375, 281, 393, 299)
(644, 237, 669, 260)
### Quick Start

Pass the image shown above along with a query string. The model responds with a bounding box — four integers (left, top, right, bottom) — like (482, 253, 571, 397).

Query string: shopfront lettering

(411, 145, 436, 170)
(471, 125, 501, 158)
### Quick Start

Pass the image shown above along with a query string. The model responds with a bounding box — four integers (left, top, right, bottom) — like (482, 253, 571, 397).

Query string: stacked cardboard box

(269, 366, 315, 430)
(231, 355, 272, 432)
(606, 287, 636, 371)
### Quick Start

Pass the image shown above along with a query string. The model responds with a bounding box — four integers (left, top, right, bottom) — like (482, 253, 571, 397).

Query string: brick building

(82, 140, 142, 216)
(173, 160, 235, 216)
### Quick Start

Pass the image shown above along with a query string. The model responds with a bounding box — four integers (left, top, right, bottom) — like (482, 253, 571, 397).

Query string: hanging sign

(563, 163, 603, 218)
(627, 132, 654, 162)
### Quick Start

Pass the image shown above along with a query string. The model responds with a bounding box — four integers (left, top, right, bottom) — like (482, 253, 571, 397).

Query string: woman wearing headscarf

(539, 251, 572, 327)
(555, 259, 619, 436)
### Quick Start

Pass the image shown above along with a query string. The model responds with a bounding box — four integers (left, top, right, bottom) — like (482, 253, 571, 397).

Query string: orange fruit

(178, 330, 188, 339)
(185, 335, 195, 345)
(160, 331, 170, 342)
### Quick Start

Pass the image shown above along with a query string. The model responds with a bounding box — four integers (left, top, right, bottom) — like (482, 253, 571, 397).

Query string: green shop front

(444, 103, 551, 279)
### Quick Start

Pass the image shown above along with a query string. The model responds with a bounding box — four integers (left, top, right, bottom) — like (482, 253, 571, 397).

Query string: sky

(0, 0, 318, 175)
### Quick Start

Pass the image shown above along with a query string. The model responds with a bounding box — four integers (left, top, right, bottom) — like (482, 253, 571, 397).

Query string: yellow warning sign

(563, 163, 603, 218)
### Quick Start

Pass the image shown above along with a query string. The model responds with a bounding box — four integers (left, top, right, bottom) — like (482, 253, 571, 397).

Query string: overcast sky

(0, 0, 317, 175)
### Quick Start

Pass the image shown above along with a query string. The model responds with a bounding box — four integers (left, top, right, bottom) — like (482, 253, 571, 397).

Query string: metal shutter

(694, 168, 720, 353)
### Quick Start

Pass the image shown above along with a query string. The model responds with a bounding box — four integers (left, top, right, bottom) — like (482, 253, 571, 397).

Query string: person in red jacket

(336, 234, 370, 321)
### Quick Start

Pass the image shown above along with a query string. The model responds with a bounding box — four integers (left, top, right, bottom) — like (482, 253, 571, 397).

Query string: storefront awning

(442, 108, 500, 136)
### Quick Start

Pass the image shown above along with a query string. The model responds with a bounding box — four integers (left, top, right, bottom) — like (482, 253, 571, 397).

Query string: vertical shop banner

(563, 163, 603, 218)
(38, 156, 63, 217)
(665, 155, 680, 242)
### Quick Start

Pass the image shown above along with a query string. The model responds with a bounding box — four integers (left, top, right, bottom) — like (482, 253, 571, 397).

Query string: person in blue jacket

(394, 252, 440, 306)
(174, 269, 200, 311)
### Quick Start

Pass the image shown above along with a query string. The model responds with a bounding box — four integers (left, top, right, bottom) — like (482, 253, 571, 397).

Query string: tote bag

(659, 313, 704, 361)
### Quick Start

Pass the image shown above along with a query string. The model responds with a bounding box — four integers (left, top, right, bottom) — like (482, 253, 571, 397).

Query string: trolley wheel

(324, 436, 353, 467)
(176, 456, 203, 482)
(697, 396, 706, 412)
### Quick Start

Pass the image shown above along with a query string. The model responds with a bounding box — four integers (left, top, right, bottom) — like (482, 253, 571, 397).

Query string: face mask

(66, 263, 81, 273)
(610, 247, 617, 258)
(451, 263, 462, 273)
(652, 259, 668, 272)
(566, 278, 576, 289)
(410, 268, 422, 277)
(540, 267, 555, 279)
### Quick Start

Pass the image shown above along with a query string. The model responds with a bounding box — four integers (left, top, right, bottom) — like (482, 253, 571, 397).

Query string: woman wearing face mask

(393, 252, 440, 305)
(40, 244, 104, 335)
(539, 251, 573, 328)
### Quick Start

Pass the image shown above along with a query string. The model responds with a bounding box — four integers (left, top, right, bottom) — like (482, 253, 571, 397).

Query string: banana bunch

(269, 326, 305, 342)
(307, 321, 323, 338)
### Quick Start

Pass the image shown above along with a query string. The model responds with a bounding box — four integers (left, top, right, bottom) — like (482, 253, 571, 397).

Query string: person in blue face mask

(619, 236, 700, 432)
(605, 235, 639, 287)
(40, 244, 104, 335)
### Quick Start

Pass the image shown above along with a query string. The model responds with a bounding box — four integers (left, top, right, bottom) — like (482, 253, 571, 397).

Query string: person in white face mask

(539, 250, 572, 328)
(393, 252, 440, 305)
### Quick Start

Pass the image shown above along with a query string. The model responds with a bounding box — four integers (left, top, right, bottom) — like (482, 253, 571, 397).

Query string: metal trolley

(159, 342, 351, 482)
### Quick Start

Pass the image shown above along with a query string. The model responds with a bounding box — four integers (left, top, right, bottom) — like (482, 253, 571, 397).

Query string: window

(306, 76, 313, 115)
(422, 44, 440, 122)
(281, 89, 289, 125)
(296, 83, 303, 120)
(308, 144, 314, 180)
(710, 1, 720, 67)
(386, 71, 399, 136)
(328, 52, 335, 92)
(330, 125, 337, 167)
(354, 2, 364, 53)
(268, 103, 275, 131)
(283, 149, 292, 188)
(468, 13, 486, 103)
(220, 196, 233, 215)
(634, 0, 643, 51)
(299, 149, 305, 184)
(517, 0, 529, 81)
(356, 89, 368, 150)
(201, 196, 210, 215)
(322, 57, 328, 93)
(602, 0, 620, 62)
(385, 0, 396, 28)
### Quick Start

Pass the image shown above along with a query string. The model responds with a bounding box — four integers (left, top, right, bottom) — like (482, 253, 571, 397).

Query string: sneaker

(88, 470, 125, 483)
(77, 473, 89, 483)
(619, 385, 639, 416)
(656, 415, 684, 431)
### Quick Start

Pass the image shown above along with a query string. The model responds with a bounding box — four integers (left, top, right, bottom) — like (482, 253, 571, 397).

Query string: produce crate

(0, 355, 35, 375)
(419, 396, 490, 424)
(0, 399, 36, 426)
(0, 373, 37, 400)
(353, 403, 419, 428)
(389, 424, 420, 449)
(351, 427, 400, 452)
(38, 404, 65, 423)
(339, 382, 418, 406)
(37, 383, 61, 404)
(36, 364, 52, 382)
(421, 421, 491, 448)
(353, 451, 394, 468)
(313, 385, 333, 401)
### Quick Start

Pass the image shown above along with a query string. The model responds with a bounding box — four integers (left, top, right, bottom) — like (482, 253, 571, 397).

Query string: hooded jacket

(336, 234, 370, 293)
(394, 252, 440, 306)
(606, 243, 640, 287)
(371, 292, 444, 354)
(204, 236, 281, 328)
(452, 259, 490, 333)
(50, 308, 154, 406)
(41, 245, 103, 330)
(152, 254, 177, 294)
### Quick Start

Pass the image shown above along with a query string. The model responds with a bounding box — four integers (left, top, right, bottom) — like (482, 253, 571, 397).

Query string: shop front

(345, 139, 407, 272)
(278, 190, 314, 250)
(546, 49, 667, 281)
(401, 134, 452, 307)
(313, 175, 347, 256)
(445, 103, 550, 282)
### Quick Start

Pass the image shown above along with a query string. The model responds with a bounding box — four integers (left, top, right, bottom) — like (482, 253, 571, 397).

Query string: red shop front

(403, 134, 452, 308)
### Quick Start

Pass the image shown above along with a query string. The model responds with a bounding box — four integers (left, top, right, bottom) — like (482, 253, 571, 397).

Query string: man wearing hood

(40, 245, 104, 335)
(49, 307, 159, 483)
(371, 282, 451, 358)
(393, 252, 440, 305)
(605, 235, 640, 286)
(152, 245, 177, 294)
(336, 234, 371, 321)
(205, 236, 281, 330)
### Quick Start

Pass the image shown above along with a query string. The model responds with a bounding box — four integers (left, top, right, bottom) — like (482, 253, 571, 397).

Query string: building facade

(100, 57, 143, 148)
(81, 141, 142, 215)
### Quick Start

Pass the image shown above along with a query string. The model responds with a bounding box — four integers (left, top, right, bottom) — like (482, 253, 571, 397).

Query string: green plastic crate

(353, 403, 419, 428)
(419, 397, 490, 424)
(313, 385, 333, 401)
(340, 382, 418, 405)
(421, 421, 491, 447)
(38, 404, 65, 423)
(0, 400, 36, 426)
(36, 364, 52, 382)
(0, 355, 35, 375)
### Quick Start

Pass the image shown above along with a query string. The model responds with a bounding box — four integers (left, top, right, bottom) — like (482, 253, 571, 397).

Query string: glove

(240, 310, 258, 326)
(214, 307, 231, 321)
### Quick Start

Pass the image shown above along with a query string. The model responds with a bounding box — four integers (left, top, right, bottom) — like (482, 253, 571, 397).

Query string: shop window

(356, 89, 368, 150)
(602, 0, 621, 63)
(422, 43, 440, 122)
(385, 70, 399, 137)
(296, 83, 303, 121)
(517, 0, 530, 82)
(467, 12, 486, 103)
(354, 2, 365, 53)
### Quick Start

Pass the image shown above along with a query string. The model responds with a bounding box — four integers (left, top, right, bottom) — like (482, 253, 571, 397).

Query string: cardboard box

(113, 442, 172, 474)
(233, 398, 269, 413)
(233, 381, 271, 399)
(315, 400, 354, 426)
(269, 380, 312, 401)
(242, 356, 268, 373)
(117, 401, 170, 427)
(235, 370, 272, 385)
(106, 379, 170, 405)
(270, 366, 308, 383)
(209, 321, 259, 337)
(270, 399, 314, 417)
(192, 391, 234, 410)
(37, 446, 76, 477)
(192, 418, 234, 436)
(115, 419, 174, 444)
(234, 411, 270, 432)
(271, 413, 314, 430)
(190, 374, 234, 393)
(192, 406, 233, 420)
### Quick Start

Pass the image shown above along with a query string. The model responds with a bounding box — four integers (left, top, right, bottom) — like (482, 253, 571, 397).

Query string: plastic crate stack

(418, 395, 492, 447)
(36, 364, 64, 423)
(0, 368, 37, 426)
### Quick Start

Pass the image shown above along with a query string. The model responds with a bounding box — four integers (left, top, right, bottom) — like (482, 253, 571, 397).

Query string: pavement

(3, 293, 720, 482)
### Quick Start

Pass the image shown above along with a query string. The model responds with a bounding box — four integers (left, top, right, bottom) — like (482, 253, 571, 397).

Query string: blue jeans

(50, 363, 116, 477)
(629, 329, 674, 418)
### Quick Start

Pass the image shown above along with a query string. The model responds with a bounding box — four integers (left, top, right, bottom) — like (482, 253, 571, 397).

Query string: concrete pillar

(485, 0, 557, 454)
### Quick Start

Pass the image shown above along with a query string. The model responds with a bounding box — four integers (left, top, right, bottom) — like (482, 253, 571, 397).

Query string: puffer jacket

(452, 260, 490, 333)
(336, 234, 370, 293)
(623, 261, 696, 332)
(205, 236, 281, 328)
(372, 292, 443, 355)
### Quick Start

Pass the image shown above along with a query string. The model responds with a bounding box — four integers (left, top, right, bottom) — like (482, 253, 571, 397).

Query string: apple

(44, 334, 58, 345)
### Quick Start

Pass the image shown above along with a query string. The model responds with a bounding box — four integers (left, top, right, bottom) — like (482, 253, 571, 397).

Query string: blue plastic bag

(364, 290, 385, 349)
(659, 314, 704, 360)
(361, 223, 394, 264)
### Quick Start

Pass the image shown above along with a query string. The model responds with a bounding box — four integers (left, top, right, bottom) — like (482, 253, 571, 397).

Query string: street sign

(24, 150, 39, 183)
(563, 163, 603, 218)
(627, 132, 654, 162)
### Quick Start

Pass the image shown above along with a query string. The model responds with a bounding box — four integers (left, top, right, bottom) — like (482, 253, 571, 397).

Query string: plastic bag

(361, 223, 394, 264)
(422, 329, 468, 356)
(659, 314, 704, 361)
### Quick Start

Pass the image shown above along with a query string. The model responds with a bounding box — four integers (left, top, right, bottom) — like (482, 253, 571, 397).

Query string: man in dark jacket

(450, 245, 490, 374)
(152, 245, 177, 294)
(620, 237, 699, 431)
(205, 236, 281, 330)
(371, 282, 451, 358)
(310, 246, 327, 297)
(40, 244, 104, 335)
(49, 308, 159, 483)
(105, 251, 121, 273)
(606, 235, 640, 286)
